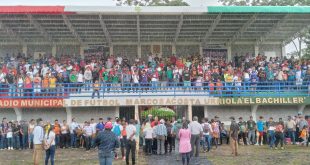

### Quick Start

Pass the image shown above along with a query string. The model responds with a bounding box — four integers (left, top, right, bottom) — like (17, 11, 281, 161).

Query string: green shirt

(166, 70, 173, 79)
(70, 74, 77, 82)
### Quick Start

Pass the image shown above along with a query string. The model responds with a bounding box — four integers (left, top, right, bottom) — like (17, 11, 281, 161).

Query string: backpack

(203, 123, 211, 133)
(113, 124, 121, 136)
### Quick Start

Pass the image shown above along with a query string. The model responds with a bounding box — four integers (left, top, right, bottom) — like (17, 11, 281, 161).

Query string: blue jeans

(99, 151, 113, 165)
(151, 81, 158, 92)
(29, 134, 34, 149)
(13, 135, 20, 149)
(287, 129, 296, 144)
(203, 134, 212, 151)
(70, 133, 77, 147)
(268, 131, 275, 148)
(85, 80, 92, 91)
(55, 135, 60, 147)
(7, 137, 13, 148)
(45, 145, 55, 165)
(22, 134, 28, 149)
(1, 135, 7, 149)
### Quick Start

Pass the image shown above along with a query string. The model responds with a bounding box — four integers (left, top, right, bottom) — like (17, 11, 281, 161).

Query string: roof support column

(52, 45, 57, 57)
(14, 108, 22, 121)
(80, 46, 86, 59)
(22, 45, 27, 57)
(199, 44, 203, 56)
(172, 44, 176, 55)
(134, 105, 139, 121)
(109, 45, 114, 56)
(204, 106, 208, 118)
(254, 45, 259, 56)
(282, 45, 286, 58)
(137, 44, 142, 58)
(251, 105, 258, 121)
(66, 107, 72, 125)
(187, 104, 192, 121)
(227, 44, 232, 62)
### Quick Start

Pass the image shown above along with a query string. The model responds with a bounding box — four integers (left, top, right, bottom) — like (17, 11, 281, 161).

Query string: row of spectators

(0, 52, 309, 95)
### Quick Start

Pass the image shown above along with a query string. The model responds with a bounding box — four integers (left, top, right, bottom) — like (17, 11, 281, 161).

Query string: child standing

(299, 125, 308, 146)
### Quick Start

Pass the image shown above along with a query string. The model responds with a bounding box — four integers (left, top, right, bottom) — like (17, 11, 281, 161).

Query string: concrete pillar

(251, 105, 258, 121)
(22, 45, 27, 56)
(109, 45, 114, 55)
(187, 105, 192, 121)
(134, 105, 139, 121)
(298, 105, 306, 115)
(172, 44, 176, 55)
(254, 45, 259, 56)
(199, 44, 203, 56)
(137, 44, 142, 58)
(151, 45, 154, 54)
(66, 107, 72, 124)
(14, 108, 22, 121)
(204, 106, 208, 118)
(52, 45, 57, 57)
(281, 45, 286, 58)
(115, 106, 120, 118)
(80, 46, 85, 59)
(227, 44, 232, 62)
(159, 44, 162, 57)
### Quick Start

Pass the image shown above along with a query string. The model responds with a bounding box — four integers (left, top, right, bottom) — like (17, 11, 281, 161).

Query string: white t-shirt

(45, 131, 56, 146)
(126, 124, 137, 141)
(90, 123, 97, 133)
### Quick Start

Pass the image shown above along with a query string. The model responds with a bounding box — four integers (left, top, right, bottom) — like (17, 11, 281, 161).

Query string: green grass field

(1, 145, 309, 165)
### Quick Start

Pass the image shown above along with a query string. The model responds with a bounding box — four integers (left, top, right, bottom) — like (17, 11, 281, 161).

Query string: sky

(0, 0, 303, 55)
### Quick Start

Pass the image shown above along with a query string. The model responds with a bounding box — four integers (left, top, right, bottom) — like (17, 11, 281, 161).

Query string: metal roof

(0, 6, 309, 46)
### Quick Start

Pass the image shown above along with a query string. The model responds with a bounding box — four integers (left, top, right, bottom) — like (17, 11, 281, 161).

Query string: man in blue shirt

(96, 118, 105, 133)
(96, 122, 119, 165)
(256, 116, 265, 146)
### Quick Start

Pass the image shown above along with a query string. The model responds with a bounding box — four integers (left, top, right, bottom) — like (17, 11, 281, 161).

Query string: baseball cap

(105, 122, 113, 129)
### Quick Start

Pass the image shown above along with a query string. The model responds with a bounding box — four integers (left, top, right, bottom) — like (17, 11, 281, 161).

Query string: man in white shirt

(126, 119, 136, 165)
(83, 121, 93, 151)
(188, 116, 203, 158)
(201, 118, 213, 152)
(69, 118, 78, 148)
(32, 118, 44, 165)
(90, 118, 97, 148)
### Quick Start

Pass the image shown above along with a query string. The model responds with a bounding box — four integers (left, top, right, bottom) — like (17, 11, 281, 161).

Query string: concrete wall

(231, 45, 254, 57)
(303, 105, 310, 116)
(176, 45, 199, 57)
(71, 107, 118, 123)
(57, 45, 80, 56)
(256, 105, 298, 121)
(0, 108, 16, 121)
(114, 45, 138, 59)
(0, 45, 23, 57)
(22, 108, 67, 122)
(28, 45, 52, 55)
(259, 44, 282, 57)
(207, 106, 252, 122)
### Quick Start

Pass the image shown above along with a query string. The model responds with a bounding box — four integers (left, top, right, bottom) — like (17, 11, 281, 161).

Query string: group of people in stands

(0, 52, 309, 97)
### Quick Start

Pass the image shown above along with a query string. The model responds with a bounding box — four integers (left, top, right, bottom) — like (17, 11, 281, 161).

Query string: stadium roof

(0, 6, 310, 46)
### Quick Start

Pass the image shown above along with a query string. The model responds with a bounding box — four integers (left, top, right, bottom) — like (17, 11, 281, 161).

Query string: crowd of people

(0, 52, 309, 97)
(1, 112, 309, 165)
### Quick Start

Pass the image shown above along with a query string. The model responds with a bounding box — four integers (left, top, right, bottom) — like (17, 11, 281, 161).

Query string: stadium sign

(0, 96, 308, 108)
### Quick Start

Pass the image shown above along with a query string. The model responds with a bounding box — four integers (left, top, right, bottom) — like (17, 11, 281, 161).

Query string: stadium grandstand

(0, 5, 309, 123)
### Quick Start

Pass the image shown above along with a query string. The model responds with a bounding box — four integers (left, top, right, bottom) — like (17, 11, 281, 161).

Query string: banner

(0, 99, 64, 108)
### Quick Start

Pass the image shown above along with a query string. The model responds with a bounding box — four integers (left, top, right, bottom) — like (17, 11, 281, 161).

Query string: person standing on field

(229, 117, 239, 156)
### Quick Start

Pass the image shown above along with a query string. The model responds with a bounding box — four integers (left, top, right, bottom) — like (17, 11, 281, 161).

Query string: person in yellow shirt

(49, 74, 57, 96)
(92, 80, 100, 99)
(299, 125, 308, 146)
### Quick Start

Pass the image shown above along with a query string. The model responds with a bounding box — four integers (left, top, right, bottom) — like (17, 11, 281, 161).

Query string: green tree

(218, 0, 310, 6)
(115, 0, 188, 6)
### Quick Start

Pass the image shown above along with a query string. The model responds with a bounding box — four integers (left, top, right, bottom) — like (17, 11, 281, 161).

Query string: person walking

(44, 126, 56, 165)
(229, 117, 239, 156)
(154, 119, 167, 155)
(188, 116, 203, 158)
(172, 119, 182, 161)
(96, 122, 120, 165)
(33, 118, 44, 165)
(126, 119, 137, 165)
(179, 122, 192, 165)
(201, 118, 213, 152)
